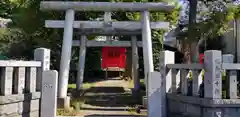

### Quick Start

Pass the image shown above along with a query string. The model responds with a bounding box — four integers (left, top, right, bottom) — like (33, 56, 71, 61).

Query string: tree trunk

(188, 0, 198, 63)
(190, 42, 198, 63)
(182, 41, 191, 64)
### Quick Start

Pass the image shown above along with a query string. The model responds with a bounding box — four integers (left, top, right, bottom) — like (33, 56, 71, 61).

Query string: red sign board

(101, 47, 126, 70)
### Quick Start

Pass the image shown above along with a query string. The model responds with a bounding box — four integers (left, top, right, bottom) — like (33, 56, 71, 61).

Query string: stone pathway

(77, 77, 147, 117)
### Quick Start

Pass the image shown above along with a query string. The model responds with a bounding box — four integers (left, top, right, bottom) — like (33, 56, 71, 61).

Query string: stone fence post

(148, 50, 174, 117)
(204, 50, 222, 98)
(41, 70, 58, 117)
(34, 48, 50, 91)
(222, 54, 238, 99)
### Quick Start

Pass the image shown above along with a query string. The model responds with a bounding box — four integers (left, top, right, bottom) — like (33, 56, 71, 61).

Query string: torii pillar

(58, 9, 74, 98)
(57, 9, 74, 108)
(141, 11, 154, 85)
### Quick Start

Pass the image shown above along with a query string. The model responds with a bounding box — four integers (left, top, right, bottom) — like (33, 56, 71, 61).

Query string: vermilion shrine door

(101, 47, 126, 71)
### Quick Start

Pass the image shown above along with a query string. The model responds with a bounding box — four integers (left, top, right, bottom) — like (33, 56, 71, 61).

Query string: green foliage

(0, 0, 14, 18)
(180, 0, 240, 41)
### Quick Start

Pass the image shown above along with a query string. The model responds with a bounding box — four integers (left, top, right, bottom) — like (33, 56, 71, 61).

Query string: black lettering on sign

(215, 72, 221, 79)
(215, 59, 221, 70)
(43, 83, 52, 88)
(215, 88, 220, 95)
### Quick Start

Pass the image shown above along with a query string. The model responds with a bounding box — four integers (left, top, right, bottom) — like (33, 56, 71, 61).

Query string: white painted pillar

(141, 11, 154, 84)
(76, 36, 87, 90)
(58, 9, 74, 98)
(131, 36, 139, 91)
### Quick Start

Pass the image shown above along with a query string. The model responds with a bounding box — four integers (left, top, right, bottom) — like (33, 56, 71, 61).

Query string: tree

(178, 0, 240, 63)
(188, 0, 197, 63)
(181, 0, 240, 39)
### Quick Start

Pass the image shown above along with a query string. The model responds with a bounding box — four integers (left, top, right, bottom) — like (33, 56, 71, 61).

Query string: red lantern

(101, 47, 126, 70)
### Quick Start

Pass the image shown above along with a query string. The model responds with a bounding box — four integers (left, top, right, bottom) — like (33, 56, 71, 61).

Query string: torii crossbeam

(40, 1, 174, 12)
(45, 20, 169, 35)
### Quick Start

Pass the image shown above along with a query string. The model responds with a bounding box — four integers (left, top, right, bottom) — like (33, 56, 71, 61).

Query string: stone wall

(0, 92, 40, 117)
(156, 50, 240, 117)
(0, 63, 42, 117)
(0, 48, 51, 117)
(167, 94, 240, 117)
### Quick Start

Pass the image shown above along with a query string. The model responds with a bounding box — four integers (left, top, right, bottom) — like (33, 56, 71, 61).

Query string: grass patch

(127, 106, 147, 116)
(68, 84, 76, 89)
(140, 79, 145, 85)
(70, 96, 86, 110)
(67, 82, 94, 108)
(56, 108, 78, 116)
(57, 82, 95, 116)
(128, 78, 145, 90)
(68, 82, 93, 90)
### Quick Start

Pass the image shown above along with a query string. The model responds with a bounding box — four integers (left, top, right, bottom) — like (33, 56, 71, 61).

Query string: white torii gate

(40, 1, 173, 116)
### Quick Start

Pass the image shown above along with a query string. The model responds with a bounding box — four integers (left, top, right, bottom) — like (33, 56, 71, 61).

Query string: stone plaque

(41, 70, 58, 117)
(204, 50, 222, 98)
(215, 72, 221, 79)
(148, 72, 163, 117)
(215, 88, 221, 95)
(215, 59, 221, 70)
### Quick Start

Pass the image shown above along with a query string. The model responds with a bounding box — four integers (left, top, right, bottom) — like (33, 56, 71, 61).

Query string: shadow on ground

(85, 86, 125, 93)
(82, 86, 144, 108)
(69, 70, 123, 84)
(67, 77, 126, 97)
